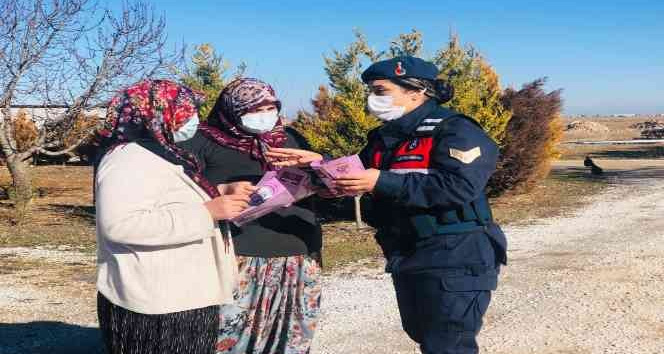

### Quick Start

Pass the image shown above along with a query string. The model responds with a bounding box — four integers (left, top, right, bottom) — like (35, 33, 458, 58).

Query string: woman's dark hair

(390, 77, 454, 104)
(431, 79, 454, 104)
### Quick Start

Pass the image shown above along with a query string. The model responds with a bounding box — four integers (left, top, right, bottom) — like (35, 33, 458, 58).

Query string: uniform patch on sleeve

(449, 147, 482, 164)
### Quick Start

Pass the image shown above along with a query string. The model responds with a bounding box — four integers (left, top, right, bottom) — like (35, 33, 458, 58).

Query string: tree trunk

(354, 195, 364, 230)
(6, 155, 33, 223)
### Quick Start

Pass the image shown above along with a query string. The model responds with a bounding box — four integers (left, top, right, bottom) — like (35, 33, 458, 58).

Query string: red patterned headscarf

(199, 78, 288, 170)
(95, 79, 219, 199)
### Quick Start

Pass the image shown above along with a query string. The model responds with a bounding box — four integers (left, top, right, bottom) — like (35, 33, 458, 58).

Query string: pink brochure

(310, 155, 365, 196)
(320, 155, 365, 178)
(276, 167, 316, 201)
(230, 172, 295, 227)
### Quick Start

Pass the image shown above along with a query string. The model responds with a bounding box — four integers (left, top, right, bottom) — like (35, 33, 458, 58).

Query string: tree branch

(2, 0, 175, 163)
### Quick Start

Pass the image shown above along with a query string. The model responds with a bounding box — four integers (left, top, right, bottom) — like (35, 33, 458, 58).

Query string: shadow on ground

(0, 321, 103, 354)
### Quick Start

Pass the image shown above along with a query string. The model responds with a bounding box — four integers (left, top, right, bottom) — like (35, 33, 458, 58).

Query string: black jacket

(179, 128, 322, 258)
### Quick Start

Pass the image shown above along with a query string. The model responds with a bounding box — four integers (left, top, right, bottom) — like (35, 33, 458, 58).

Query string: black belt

(436, 221, 487, 235)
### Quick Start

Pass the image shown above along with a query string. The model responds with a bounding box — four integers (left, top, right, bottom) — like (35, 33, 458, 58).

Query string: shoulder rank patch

(449, 147, 482, 164)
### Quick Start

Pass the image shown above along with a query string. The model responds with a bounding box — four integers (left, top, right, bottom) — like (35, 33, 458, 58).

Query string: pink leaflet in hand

(277, 167, 316, 201)
(310, 155, 366, 196)
(321, 155, 365, 179)
(230, 172, 295, 227)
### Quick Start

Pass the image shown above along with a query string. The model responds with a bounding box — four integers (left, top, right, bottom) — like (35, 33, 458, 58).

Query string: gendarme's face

(368, 79, 414, 108)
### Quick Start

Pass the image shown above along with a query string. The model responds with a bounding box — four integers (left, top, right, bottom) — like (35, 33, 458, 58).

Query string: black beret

(361, 56, 439, 83)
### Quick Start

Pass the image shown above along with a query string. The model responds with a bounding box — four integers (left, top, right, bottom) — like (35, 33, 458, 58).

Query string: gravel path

(312, 172, 664, 353)
(0, 247, 99, 354)
(2, 167, 663, 354)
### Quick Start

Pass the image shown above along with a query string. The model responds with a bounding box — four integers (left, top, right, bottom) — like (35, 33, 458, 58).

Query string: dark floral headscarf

(198, 78, 288, 170)
(95, 79, 219, 199)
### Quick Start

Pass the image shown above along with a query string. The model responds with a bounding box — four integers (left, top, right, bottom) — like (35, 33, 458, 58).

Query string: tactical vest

(370, 112, 496, 238)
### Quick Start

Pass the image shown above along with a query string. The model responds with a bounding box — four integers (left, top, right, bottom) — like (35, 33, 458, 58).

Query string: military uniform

(359, 56, 507, 354)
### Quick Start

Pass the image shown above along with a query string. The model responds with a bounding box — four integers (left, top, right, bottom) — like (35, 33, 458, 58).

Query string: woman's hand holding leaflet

(205, 184, 255, 221)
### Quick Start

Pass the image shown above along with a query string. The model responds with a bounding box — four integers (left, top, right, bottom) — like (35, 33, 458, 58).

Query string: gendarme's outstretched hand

(264, 147, 323, 168)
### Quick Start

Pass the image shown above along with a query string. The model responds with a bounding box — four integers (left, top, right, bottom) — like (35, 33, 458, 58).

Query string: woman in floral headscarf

(94, 79, 253, 354)
(178, 78, 322, 354)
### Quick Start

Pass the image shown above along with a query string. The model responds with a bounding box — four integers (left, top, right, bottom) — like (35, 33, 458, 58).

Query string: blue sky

(142, 0, 662, 117)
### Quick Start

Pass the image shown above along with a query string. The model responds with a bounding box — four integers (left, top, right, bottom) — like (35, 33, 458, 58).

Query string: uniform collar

(378, 99, 439, 147)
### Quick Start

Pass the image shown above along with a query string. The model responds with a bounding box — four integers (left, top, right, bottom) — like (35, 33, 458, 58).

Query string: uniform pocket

(438, 289, 492, 333)
(404, 272, 493, 335)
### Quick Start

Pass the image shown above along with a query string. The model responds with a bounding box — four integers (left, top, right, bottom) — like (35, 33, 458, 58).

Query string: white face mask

(240, 111, 279, 134)
(173, 114, 199, 143)
(367, 94, 406, 121)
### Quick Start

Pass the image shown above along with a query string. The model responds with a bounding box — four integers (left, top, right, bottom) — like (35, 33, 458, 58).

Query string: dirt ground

(313, 159, 664, 354)
(0, 166, 95, 251)
(0, 163, 609, 268)
(560, 116, 664, 159)
(1, 158, 662, 354)
(562, 116, 664, 142)
(1, 127, 663, 353)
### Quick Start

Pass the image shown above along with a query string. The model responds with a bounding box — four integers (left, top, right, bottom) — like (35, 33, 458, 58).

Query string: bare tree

(0, 0, 178, 219)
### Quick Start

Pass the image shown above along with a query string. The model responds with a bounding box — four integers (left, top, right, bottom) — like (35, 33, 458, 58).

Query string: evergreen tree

(293, 30, 382, 157)
(179, 43, 245, 118)
(434, 34, 512, 143)
(295, 30, 562, 199)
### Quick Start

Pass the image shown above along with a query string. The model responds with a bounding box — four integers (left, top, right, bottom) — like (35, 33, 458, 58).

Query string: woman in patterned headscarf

(178, 78, 322, 354)
(94, 79, 253, 354)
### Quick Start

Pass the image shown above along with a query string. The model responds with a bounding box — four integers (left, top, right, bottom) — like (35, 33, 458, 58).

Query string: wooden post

(354, 195, 364, 230)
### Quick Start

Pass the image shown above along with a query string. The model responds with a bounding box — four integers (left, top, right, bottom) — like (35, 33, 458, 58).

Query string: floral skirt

(216, 255, 322, 354)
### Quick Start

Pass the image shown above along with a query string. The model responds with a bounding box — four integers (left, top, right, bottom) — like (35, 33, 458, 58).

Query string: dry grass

(0, 166, 96, 251)
(561, 116, 664, 160)
(321, 221, 383, 270)
(0, 165, 608, 270)
(0, 253, 44, 275)
(0, 117, 656, 272)
(491, 171, 607, 226)
(0, 252, 95, 286)
(559, 143, 664, 160)
(563, 116, 664, 142)
(322, 169, 609, 268)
